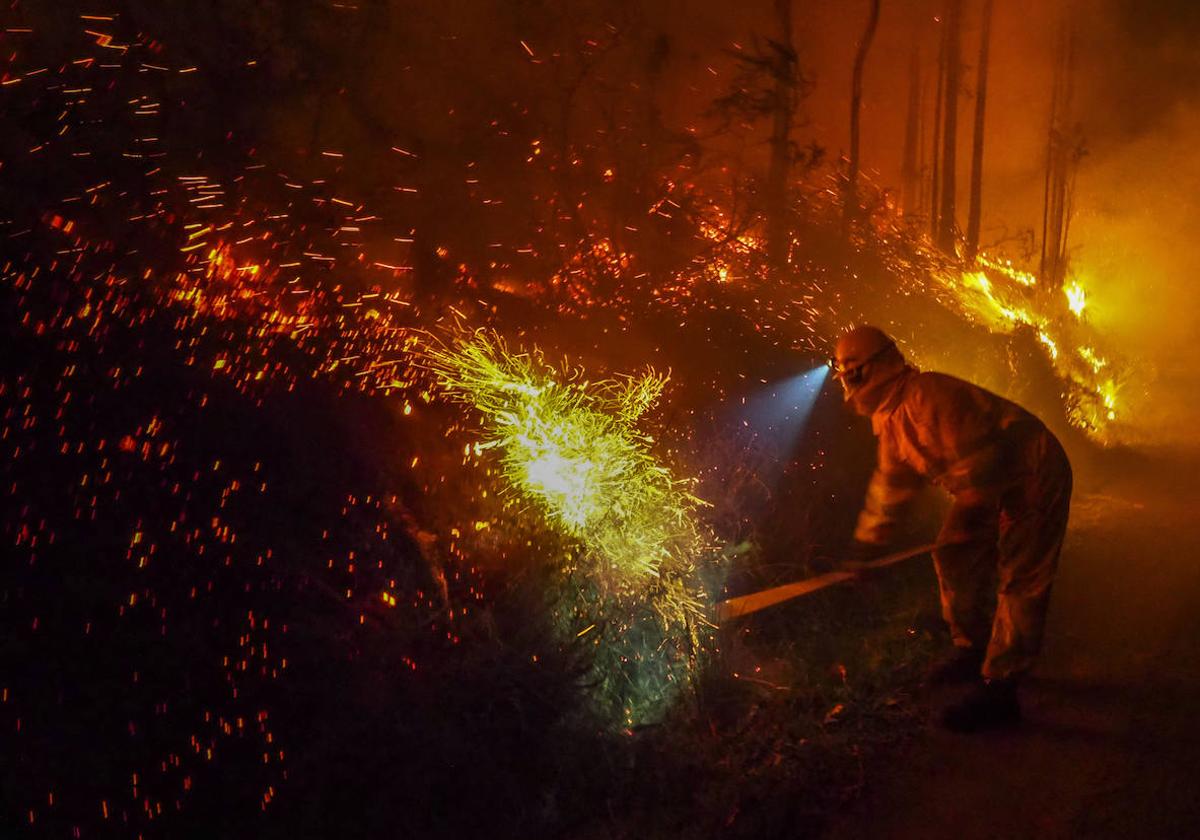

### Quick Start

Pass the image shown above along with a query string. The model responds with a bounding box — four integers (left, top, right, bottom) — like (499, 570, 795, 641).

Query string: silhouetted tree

(710, 1, 818, 281)
(1040, 11, 1086, 285)
(844, 0, 882, 233)
(900, 29, 924, 218)
(965, 0, 994, 259)
(936, 0, 963, 253)
(765, 0, 799, 278)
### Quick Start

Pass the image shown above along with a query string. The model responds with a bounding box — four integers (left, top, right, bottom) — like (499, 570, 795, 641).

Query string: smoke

(376, 0, 1200, 445)
(1064, 0, 1200, 444)
(783, 0, 1200, 445)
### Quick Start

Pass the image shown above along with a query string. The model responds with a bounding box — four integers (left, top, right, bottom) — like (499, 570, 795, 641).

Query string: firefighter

(834, 325, 1072, 732)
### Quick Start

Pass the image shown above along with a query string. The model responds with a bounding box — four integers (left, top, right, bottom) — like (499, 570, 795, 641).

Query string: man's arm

(853, 445, 924, 546)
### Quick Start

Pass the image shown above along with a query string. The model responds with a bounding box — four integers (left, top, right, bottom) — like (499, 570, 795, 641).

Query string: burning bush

(423, 330, 716, 725)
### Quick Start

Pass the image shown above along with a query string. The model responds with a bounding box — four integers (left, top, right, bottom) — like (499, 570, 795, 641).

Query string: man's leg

(941, 434, 1072, 732)
(933, 502, 1000, 653)
(927, 504, 1000, 684)
(983, 438, 1073, 681)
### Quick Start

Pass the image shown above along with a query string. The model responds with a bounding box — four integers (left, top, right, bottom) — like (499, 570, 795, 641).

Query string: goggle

(830, 341, 895, 385)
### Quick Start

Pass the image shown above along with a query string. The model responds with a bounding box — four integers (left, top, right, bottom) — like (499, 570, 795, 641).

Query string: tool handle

(838, 541, 942, 574)
(715, 541, 943, 622)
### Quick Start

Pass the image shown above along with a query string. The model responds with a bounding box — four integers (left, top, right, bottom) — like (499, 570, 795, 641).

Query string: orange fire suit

(854, 367, 1072, 680)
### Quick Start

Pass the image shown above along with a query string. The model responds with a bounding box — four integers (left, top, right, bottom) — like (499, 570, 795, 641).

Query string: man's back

(870, 368, 1047, 496)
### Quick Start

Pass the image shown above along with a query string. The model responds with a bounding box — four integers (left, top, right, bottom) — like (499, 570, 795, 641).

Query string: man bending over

(834, 325, 1072, 732)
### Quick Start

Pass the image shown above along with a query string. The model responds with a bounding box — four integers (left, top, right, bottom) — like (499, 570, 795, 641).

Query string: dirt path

(822, 448, 1200, 839)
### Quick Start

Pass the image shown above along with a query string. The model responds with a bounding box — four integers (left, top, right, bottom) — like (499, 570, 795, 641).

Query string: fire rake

(716, 542, 941, 622)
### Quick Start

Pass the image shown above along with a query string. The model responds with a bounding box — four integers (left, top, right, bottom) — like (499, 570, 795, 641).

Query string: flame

(1078, 346, 1108, 373)
(934, 258, 1127, 440)
(977, 252, 1038, 287)
(1064, 281, 1087, 317)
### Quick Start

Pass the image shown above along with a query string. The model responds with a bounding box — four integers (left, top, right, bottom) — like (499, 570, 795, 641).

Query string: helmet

(833, 326, 906, 412)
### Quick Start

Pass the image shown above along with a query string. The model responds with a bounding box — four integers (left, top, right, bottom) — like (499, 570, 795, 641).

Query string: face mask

(832, 341, 896, 406)
(845, 361, 907, 416)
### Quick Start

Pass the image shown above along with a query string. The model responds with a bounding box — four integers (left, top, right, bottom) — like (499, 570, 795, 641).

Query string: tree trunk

(765, 0, 796, 280)
(1039, 52, 1057, 277)
(937, 0, 962, 253)
(901, 32, 922, 218)
(929, 8, 946, 240)
(965, 0, 994, 259)
(1040, 15, 1076, 285)
(844, 0, 882, 233)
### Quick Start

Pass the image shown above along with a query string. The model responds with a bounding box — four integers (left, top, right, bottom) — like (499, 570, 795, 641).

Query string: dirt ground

(821, 446, 1200, 840)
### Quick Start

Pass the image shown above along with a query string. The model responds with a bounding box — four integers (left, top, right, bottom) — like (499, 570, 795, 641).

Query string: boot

(940, 678, 1021, 733)
(925, 646, 985, 685)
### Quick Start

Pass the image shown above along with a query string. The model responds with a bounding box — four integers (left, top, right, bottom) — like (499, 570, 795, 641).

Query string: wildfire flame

(1064, 281, 1087, 317)
(936, 256, 1126, 438)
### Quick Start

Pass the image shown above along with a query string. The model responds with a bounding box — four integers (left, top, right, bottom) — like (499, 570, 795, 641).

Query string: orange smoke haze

(682, 0, 1200, 444)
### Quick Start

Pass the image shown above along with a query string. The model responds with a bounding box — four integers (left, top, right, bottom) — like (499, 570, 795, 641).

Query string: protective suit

(837, 327, 1072, 684)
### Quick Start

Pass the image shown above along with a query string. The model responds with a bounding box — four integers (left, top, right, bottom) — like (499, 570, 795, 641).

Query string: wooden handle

(715, 542, 942, 622)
